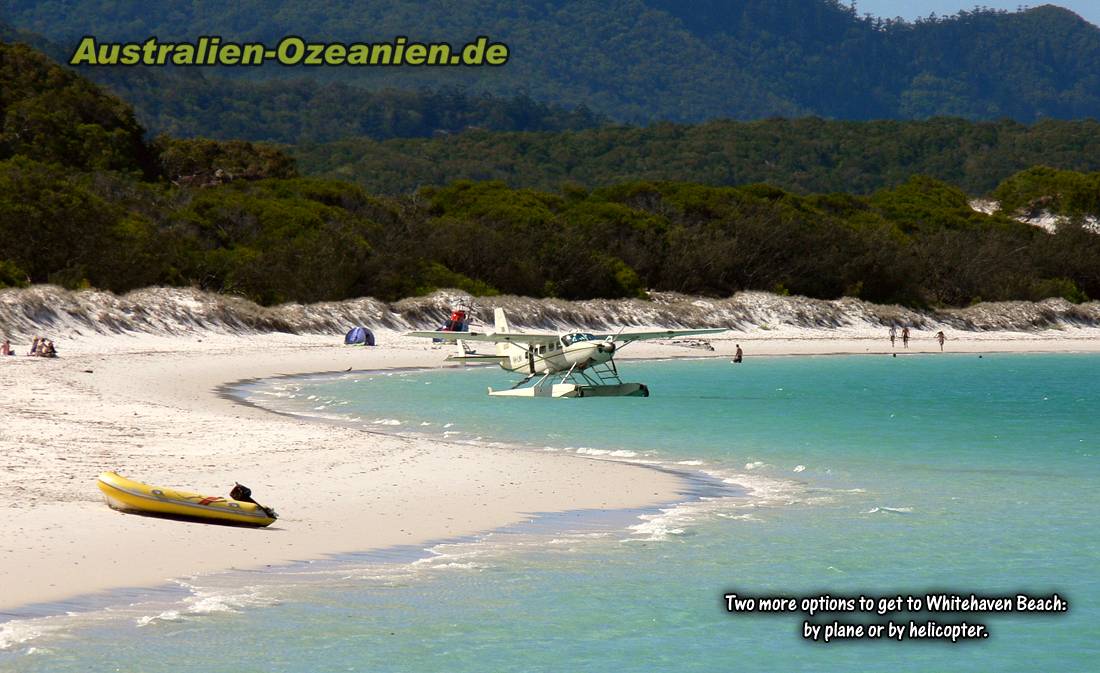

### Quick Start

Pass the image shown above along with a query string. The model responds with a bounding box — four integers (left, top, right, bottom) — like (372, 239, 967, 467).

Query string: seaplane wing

(591, 328, 727, 344)
(404, 330, 561, 345)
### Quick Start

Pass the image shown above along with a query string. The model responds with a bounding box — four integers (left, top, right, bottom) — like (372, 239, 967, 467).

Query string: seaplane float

(406, 309, 724, 398)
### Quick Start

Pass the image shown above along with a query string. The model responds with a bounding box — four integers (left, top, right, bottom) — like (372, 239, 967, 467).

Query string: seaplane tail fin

(494, 308, 510, 334)
(494, 308, 509, 359)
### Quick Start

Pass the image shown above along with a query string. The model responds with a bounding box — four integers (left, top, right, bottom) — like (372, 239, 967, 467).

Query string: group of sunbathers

(1, 336, 57, 358)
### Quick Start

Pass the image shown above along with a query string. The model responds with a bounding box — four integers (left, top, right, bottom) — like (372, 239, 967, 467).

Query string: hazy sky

(852, 1, 1100, 27)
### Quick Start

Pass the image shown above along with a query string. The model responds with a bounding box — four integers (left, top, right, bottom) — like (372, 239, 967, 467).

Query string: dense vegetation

(1, 39, 1098, 309)
(0, 39, 153, 175)
(294, 118, 1100, 195)
(5, 0, 1100, 124)
(4, 153, 1098, 306)
(992, 166, 1100, 217)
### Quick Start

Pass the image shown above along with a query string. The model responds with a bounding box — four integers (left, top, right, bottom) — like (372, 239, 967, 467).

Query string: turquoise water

(3, 354, 1097, 671)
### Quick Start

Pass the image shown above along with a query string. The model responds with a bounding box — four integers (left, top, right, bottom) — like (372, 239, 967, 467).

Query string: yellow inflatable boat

(97, 472, 278, 527)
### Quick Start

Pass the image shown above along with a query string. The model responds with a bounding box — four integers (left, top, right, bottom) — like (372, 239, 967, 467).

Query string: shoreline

(1, 327, 1098, 616)
(2, 464, 728, 625)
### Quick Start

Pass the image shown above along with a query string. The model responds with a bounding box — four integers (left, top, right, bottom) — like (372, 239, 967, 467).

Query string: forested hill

(4, 0, 1100, 124)
(2, 37, 1099, 309)
(0, 38, 153, 175)
(0, 19, 606, 143)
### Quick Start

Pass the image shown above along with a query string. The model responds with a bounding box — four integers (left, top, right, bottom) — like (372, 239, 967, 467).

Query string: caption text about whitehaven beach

(724, 592, 1068, 643)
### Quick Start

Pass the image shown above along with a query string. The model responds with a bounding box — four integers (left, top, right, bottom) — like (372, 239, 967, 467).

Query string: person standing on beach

(889, 325, 897, 348)
(733, 344, 743, 364)
(901, 327, 910, 349)
(936, 331, 946, 352)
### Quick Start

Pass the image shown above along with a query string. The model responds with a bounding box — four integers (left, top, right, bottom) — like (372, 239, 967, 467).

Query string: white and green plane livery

(406, 309, 725, 397)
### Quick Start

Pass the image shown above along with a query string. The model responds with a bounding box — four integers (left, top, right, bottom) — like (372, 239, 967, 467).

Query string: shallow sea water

(2, 353, 1097, 672)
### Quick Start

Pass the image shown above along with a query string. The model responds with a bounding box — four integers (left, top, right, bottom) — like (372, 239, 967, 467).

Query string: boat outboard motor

(230, 482, 254, 502)
(231, 482, 278, 520)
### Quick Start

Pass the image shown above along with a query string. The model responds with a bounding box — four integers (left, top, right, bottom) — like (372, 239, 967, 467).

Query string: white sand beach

(1, 318, 1098, 613)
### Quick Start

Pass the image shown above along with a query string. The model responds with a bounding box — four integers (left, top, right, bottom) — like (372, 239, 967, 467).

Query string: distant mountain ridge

(3, 0, 1100, 124)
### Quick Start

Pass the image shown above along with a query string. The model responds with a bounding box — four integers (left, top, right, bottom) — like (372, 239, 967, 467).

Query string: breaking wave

(3, 285, 1099, 339)
(863, 506, 914, 515)
(134, 581, 278, 627)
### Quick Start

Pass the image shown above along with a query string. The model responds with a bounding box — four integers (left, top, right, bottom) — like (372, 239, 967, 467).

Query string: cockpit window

(561, 333, 596, 346)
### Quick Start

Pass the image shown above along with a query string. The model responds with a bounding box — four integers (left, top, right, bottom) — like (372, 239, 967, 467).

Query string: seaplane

(405, 309, 725, 397)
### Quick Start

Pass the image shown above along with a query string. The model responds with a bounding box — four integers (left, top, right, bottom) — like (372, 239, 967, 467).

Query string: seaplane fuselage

(498, 332, 615, 375)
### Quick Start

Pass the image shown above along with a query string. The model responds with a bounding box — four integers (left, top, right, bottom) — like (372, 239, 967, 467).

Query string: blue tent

(344, 326, 375, 346)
